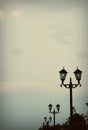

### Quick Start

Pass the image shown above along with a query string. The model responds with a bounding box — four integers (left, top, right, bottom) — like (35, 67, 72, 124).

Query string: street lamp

(59, 67, 82, 120)
(48, 104, 60, 127)
(43, 116, 52, 127)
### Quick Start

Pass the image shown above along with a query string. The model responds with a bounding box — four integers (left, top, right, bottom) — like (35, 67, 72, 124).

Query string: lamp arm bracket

(55, 111, 59, 114)
(72, 84, 81, 88)
(72, 84, 79, 88)
(61, 83, 81, 88)
(50, 111, 59, 114)
(61, 84, 70, 89)
(50, 111, 54, 114)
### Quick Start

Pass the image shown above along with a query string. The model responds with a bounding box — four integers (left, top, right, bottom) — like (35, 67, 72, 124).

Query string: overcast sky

(0, 0, 88, 130)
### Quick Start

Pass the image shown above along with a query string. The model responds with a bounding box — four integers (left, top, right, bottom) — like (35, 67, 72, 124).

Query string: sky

(0, 0, 88, 130)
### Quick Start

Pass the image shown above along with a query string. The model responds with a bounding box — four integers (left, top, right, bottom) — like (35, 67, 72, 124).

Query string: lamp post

(43, 116, 52, 127)
(48, 104, 60, 127)
(59, 67, 82, 120)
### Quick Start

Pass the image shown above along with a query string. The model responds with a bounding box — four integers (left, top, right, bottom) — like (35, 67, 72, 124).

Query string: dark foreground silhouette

(38, 113, 88, 130)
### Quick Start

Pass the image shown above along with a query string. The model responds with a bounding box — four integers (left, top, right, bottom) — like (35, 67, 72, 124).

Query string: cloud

(11, 10, 23, 18)
(78, 52, 88, 59)
(11, 48, 24, 55)
(0, 80, 64, 96)
(0, 10, 4, 20)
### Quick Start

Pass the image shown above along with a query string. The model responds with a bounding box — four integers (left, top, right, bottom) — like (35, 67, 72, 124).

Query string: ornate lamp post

(59, 67, 82, 119)
(48, 104, 60, 127)
(43, 116, 52, 127)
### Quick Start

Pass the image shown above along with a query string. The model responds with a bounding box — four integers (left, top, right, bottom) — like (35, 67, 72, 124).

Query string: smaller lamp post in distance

(43, 116, 52, 127)
(59, 67, 82, 120)
(48, 103, 60, 127)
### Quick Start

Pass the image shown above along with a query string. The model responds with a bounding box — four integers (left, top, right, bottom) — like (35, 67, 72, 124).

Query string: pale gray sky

(0, 0, 88, 130)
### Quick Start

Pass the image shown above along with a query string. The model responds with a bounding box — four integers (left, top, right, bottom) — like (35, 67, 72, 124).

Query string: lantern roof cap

(59, 67, 68, 73)
(74, 67, 82, 74)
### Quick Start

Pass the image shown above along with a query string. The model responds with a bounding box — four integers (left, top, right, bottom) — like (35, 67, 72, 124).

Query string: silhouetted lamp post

(48, 104, 60, 127)
(43, 116, 52, 127)
(59, 67, 82, 119)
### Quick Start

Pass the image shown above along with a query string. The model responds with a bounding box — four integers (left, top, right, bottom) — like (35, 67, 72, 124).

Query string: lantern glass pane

(60, 73, 66, 80)
(75, 73, 81, 80)
(56, 104, 60, 111)
(49, 117, 52, 122)
(48, 104, 52, 111)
